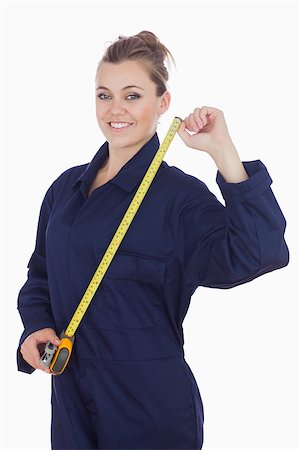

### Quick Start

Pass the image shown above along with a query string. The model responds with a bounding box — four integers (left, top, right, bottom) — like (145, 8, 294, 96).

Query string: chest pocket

(86, 248, 166, 331)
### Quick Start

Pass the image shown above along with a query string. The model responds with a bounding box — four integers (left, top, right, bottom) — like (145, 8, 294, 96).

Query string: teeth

(110, 122, 132, 129)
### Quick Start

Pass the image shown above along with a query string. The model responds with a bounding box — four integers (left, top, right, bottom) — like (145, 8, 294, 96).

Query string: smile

(109, 122, 133, 129)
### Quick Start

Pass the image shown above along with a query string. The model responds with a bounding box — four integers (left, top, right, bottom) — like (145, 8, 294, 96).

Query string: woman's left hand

(177, 106, 234, 157)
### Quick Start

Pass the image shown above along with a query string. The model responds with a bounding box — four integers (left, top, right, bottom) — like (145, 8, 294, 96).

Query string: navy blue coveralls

(17, 132, 289, 450)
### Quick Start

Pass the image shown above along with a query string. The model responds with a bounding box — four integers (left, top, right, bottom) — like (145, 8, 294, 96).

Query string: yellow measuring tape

(40, 116, 182, 375)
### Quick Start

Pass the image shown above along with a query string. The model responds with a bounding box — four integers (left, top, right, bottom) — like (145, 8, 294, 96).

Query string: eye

(126, 93, 141, 100)
(97, 93, 111, 100)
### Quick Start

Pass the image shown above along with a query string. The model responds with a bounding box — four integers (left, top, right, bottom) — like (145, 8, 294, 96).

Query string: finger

(49, 336, 61, 346)
(23, 344, 46, 371)
(177, 121, 192, 147)
(194, 108, 207, 128)
(201, 105, 223, 124)
(24, 328, 61, 347)
(186, 113, 198, 132)
(187, 113, 200, 133)
(37, 332, 61, 347)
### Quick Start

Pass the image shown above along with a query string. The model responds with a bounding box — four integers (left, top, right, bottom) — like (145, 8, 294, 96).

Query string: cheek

(96, 103, 105, 119)
(137, 104, 158, 123)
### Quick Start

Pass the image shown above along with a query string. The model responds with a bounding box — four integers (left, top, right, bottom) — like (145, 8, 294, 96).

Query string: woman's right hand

(20, 328, 61, 373)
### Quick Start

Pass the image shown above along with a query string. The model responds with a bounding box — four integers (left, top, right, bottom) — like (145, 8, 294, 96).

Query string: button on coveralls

(17, 132, 289, 450)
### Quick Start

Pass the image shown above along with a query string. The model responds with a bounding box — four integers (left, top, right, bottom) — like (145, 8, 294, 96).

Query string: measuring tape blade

(65, 116, 182, 336)
(40, 116, 182, 374)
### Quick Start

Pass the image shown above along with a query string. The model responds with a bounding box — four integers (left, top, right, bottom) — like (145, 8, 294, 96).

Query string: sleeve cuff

(216, 160, 273, 203)
(17, 347, 35, 374)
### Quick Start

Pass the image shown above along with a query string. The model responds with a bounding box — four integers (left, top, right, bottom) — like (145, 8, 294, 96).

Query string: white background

(1, 1, 299, 449)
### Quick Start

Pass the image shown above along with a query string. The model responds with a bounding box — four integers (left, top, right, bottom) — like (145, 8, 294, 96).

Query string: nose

(109, 97, 126, 115)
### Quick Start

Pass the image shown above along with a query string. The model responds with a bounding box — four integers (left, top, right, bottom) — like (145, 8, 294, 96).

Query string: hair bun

(134, 30, 160, 51)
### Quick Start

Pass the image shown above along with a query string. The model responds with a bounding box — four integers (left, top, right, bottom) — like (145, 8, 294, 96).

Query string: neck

(103, 133, 156, 175)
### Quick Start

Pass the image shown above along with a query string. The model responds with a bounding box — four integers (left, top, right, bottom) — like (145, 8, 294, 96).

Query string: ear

(158, 90, 171, 115)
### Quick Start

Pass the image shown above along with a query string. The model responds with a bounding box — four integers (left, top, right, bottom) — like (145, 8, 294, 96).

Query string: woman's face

(95, 60, 170, 151)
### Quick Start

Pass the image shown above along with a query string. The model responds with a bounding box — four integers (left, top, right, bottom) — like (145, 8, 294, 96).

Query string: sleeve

(169, 160, 289, 290)
(17, 183, 57, 374)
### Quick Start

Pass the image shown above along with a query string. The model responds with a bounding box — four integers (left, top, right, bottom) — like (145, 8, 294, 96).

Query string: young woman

(17, 30, 289, 450)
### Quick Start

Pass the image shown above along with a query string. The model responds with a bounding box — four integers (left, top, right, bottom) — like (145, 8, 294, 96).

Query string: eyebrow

(96, 85, 145, 91)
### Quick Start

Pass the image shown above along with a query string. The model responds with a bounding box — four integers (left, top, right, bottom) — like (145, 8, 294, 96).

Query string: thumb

(41, 328, 61, 346)
(177, 121, 192, 147)
(49, 334, 61, 346)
